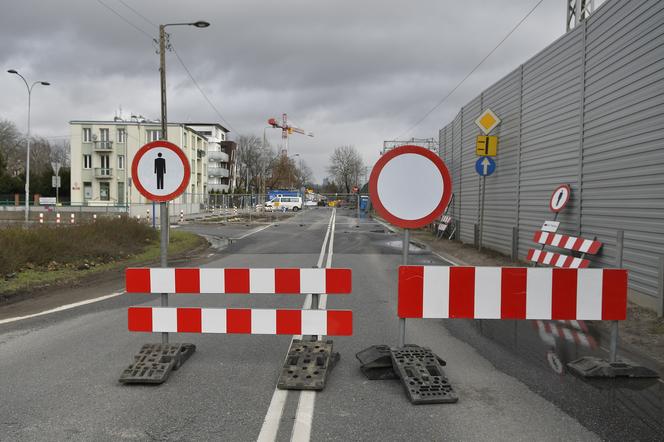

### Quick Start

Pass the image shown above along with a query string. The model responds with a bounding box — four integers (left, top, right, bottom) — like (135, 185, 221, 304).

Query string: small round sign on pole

(131, 140, 190, 202)
(549, 184, 571, 213)
(369, 145, 452, 347)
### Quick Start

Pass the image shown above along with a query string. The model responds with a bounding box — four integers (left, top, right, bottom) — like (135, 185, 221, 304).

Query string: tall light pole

(157, 20, 209, 344)
(7, 70, 50, 223)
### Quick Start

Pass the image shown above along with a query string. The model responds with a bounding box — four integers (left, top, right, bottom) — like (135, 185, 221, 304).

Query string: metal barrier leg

(399, 229, 410, 347)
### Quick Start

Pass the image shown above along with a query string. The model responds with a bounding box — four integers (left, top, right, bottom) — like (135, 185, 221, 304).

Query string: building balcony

(208, 151, 229, 162)
(208, 184, 230, 193)
(94, 168, 113, 179)
(208, 167, 229, 178)
(93, 140, 113, 151)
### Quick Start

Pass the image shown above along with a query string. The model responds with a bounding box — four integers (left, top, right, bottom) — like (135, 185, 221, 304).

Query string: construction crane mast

(267, 113, 314, 155)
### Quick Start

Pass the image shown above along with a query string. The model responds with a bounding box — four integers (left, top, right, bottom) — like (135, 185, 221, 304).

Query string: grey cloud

(1, 0, 568, 181)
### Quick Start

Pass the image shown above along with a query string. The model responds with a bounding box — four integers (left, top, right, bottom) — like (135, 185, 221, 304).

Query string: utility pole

(157, 20, 209, 344)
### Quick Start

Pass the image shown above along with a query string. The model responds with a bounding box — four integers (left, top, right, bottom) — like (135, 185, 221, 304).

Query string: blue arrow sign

(475, 156, 496, 176)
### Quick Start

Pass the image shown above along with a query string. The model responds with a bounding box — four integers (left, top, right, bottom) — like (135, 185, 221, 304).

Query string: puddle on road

(385, 240, 425, 252)
(445, 319, 664, 439)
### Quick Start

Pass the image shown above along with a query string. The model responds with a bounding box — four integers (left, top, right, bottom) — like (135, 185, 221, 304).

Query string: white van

(265, 196, 302, 212)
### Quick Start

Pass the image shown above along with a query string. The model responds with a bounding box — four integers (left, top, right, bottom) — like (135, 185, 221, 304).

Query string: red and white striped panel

(526, 249, 590, 269)
(398, 266, 627, 320)
(125, 268, 352, 294)
(533, 231, 602, 254)
(128, 307, 352, 336)
(534, 320, 597, 348)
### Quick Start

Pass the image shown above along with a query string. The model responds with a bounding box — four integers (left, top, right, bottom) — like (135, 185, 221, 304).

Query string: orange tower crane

(267, 113, 314, 155)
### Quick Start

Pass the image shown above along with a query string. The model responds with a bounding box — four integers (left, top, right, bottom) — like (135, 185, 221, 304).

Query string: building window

(83, 128, 92, 142)
(147, 130, 162, 141)
(118, 155, 125, 170)
(221, 133, 225, 141)
(100, 182, 110, 201)
(83, 154, 92, 169)
(117, 128, 127, 143)
(100, 128, 110, 141)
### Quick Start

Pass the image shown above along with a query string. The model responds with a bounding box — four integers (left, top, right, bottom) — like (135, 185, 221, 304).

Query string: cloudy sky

(1, 0, 580, 182)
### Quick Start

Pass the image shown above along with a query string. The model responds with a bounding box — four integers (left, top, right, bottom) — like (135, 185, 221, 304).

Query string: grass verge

(0, 222, 205, 298)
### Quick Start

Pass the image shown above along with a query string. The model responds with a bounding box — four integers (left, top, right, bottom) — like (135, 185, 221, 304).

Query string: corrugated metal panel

(436, 0, 664, 305)
(460, 97, 482, 244)
(581, 0, 664, 298)
(479, 68, 521, 254)
(452, 113, 463, 226)
(517, 27, 584, 258)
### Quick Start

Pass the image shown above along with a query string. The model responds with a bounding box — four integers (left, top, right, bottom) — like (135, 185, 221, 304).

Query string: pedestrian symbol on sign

(154, 152, 166, 190)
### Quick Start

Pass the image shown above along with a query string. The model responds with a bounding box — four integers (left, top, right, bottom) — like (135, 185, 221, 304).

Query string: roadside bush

(0, 218, 157, 275)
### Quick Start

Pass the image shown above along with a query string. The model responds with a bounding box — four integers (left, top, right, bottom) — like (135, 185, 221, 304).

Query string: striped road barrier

(128, 307, 352, 335)
(398, 266, 627, 320)
(126, 267, 352, 295)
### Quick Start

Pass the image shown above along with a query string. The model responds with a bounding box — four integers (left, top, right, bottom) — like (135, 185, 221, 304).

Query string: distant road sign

(51, 176, 61, 188)
(39, 197, 56, 205)
(369, 145, 452, 229)
(549, 184, 571, 212)
(475, 109, 501, 135)
(476, 135, 498, 156)
(541, 220, 560, 233)
(475, 156, 496, 176)
(131, 140, 190, 202)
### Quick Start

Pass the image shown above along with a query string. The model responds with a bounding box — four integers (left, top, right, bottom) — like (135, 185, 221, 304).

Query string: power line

(95, 1, 240, 135)
(116, 0, 158, 28)
(396, 0, 546, 139)
(171, 45, 240, 134)
(95, 0, 155, 41)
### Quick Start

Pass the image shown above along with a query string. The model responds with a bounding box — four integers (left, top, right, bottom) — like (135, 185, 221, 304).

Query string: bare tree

(326, 145, 366, 194)
(236, 134, 277, 193)
(0, 120, 23, 175)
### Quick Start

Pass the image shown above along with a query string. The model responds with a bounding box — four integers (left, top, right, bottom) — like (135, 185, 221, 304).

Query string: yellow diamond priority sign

(475, 109, 501, 135)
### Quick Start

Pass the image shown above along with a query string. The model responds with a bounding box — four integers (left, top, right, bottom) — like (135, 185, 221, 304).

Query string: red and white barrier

(128, 307, 353, 336)
(398, 266, 627, 320)
(526, 249, 590, 269)
(70, 213, 75, 224)
(533, 232, 602, 254)
(39, 213, 44, 224)
(125, 267, 352, 294)
(56, 213, 61, 224)
(534, 320, 597, 348)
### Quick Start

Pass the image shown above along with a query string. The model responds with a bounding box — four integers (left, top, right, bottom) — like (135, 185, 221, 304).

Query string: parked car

(264, 196, 302, 211)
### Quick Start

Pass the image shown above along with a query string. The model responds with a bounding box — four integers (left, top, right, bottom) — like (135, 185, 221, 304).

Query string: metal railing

(94, 168, 113, 178)
(93, 140, 113, 150)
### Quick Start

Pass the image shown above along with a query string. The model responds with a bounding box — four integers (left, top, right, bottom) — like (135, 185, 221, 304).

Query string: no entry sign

(549, 184, 571, 213)
(131, 140, 190, 202)
(369, 145, 452, 228)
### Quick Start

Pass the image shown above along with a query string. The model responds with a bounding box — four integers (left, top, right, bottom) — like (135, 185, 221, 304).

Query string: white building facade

(69, 119, 210, 215)
(184, 124, 236, 193)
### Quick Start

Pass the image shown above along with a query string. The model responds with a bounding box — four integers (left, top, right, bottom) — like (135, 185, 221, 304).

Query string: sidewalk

(375, 216, 664, 369)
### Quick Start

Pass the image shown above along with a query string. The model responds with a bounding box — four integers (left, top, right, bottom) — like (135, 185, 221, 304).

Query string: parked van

(265, 196, 302, 211)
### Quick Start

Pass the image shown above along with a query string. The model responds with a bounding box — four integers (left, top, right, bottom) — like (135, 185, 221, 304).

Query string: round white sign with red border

(131, 140, 190, 202)
(369, 145, 452, 229)
(549, 184, 571, 213)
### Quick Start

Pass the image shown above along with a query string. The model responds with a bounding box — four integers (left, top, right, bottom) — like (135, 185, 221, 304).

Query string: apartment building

(185, 124, 236, 193)
(69, 118, 210, 207)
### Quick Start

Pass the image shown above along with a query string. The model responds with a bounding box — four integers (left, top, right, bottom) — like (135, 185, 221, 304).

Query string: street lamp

(157, 20, 209, 345)
(158, 21, 210, 140)
(7, 69, 50, 223)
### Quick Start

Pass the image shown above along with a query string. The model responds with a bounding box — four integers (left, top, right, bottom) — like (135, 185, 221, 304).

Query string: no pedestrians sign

(131, 140, 190, 202)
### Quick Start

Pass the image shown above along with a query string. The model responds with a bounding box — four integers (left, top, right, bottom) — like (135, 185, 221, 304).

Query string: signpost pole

(399, 228, 410, 347)
(479, 175, 486, 251)
(610, 229, 624, 362)
(160, 201, 169, 344)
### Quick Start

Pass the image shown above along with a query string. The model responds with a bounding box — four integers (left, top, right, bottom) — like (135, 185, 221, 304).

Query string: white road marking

(233, 223, 275, 240)
(257, 209, 335, 442)
(290, 209, 336, 441)
(0, 291, 125, 326)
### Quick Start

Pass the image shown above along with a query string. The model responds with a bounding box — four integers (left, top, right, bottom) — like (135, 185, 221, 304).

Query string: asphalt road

(0, 207, 662, 441)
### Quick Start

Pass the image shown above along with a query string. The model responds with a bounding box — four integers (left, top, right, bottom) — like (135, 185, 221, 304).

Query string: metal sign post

(400, 228, 410, 346)
(131, 140, 190, 345)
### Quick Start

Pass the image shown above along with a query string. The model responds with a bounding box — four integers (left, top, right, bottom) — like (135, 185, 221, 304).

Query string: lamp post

(7, 70, 50, 223)
(157, 20, 209, 344)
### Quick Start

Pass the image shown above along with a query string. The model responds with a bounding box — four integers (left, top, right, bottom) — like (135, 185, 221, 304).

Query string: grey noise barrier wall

(438, 0, 664, 310)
